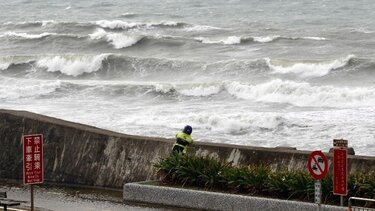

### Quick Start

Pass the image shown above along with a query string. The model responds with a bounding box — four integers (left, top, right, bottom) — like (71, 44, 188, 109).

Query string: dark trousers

(172, 145, 184, 154)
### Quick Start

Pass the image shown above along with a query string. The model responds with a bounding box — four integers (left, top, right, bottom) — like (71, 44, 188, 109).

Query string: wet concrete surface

(0, 182, 189, 211)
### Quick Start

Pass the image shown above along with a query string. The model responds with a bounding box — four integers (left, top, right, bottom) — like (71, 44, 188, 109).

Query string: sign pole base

(31, 185, 34, 211)
(340, 195, 344, 206)
(315, 180, 322, 211)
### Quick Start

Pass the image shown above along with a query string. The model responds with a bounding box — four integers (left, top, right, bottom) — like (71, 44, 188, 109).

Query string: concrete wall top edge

(0, 108, 172, 143)
(1, 109, 374, 160)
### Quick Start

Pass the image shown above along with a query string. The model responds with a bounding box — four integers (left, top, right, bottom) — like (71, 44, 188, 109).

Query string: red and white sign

(308, 151, 328, 180)
(23, 134, 44, 185)
(333, 148, 347, 195)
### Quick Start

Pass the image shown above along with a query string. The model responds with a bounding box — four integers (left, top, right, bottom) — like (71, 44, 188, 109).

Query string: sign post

(333, 139, 348, 206)
(23, 134, 44, 211)
(308, 151, 328, 211)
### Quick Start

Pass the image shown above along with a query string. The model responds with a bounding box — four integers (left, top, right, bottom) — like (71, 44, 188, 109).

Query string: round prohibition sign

(308, 151, 328, 180)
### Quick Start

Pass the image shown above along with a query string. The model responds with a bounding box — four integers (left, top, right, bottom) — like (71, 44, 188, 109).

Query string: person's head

(183, 125, 192, 135)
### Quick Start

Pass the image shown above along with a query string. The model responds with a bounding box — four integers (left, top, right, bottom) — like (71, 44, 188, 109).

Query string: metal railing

(349, 197, 375, 211)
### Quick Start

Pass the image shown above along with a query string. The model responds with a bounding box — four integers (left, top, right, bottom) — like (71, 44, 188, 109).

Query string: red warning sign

(333, 148, 347, 195)
(308, 151, 328, 180)
(23, 134, 44, 185)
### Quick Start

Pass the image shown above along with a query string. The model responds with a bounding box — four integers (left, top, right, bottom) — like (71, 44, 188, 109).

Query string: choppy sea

(1, 0, 375, 156)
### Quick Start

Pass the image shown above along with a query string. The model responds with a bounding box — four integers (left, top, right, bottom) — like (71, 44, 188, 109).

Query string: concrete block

(124, 182, 347, 211)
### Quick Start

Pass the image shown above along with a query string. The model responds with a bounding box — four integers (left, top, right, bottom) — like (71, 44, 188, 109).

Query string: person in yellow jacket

(172, 125, 193, 155)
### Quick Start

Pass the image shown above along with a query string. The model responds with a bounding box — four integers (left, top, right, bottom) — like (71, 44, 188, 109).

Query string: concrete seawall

(1, 109, 375, 189)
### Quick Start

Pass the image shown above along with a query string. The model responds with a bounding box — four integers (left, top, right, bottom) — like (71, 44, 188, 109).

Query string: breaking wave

(0, 77, 63, 100)
(94, 20, 185, 30)
(266, 55, 355, 78)
(2, 77, 374, 108)
(0, 32, 56, 39)
(0, 54, 201, 79)
(195, 36, 243, 45)
(89, 28, 143, 49)
(35, 54, 110, 77)
(224, 79, 375, 107)
(0, 54, 370, 80)
(3, 20, 57, 27)
(195, 35, 327, 45)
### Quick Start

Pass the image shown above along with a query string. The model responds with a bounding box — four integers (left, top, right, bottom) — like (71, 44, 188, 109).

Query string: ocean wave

(3, 20, 56, 27)
(351, 27, 373, 34)
(183, 25, 222, 32)
(188, 112, 292, 136)
(0, 31, 56, 39)
(2, 75, 375, 107)
(266, 55, 355, 78)
(0, 54, 200, 78)
(0, 63, 10, 71)
(195, 36, 243, 45)
(194, 35, 327, 45)
(35, 54, 110, 77)
(0, 54, 363, 80)
(302, 36, 327, 41)
(252, 35, 281, 43)
(94, 20, 185, 30)
(0, 78, 62, 100)
(120, 13, 137, 18)
(89, 28, 143, 49)
(1, 80, 224, 99)
(152, 83, 223, 97)
(225, 79, 375, 107)
(194, 35, 276, 45)
(0, 56, 36, 72)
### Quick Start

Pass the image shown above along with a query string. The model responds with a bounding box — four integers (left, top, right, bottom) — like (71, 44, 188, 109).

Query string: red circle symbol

(308, 151, 328, 180)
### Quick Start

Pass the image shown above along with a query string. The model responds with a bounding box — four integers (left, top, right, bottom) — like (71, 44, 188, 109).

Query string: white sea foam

(225, 79, 375, 107)
(89, 28, 142, 49)
(40, 20, 56, 27)
(95, 20, 180, 30)
(2, 20, 56, 27)
(196, 35, 282, 44)
(152, 83, 223, 97)
(121, 12, 137, 17)
(195, 36, 242, 45)
(0, 32, 56, 39)
(253, 35, 280, 43)
(95, 20, 141, 29)
(351, 27, 373, 34)
(184, 25, 222, 32)
(303, 37, 327, 41)
(36, 54, 109, 77)
(0, 62, 10, 70)
(0, 78, 62, 100)
(154, 83, 174, 94)
(267, 55, 355, 78)
(149, 20, 180, 27)
(177, 84, 222, 96)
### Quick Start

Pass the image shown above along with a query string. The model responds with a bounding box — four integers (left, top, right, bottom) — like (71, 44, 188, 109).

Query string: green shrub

(154, 153, 375, 206)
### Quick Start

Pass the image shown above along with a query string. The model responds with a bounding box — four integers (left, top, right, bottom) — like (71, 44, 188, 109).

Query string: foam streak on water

(1, 0, 375, 156)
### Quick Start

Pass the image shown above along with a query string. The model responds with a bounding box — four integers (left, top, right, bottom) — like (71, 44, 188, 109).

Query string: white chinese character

(26, 154, 32, 162)
(34, 137, 40, 145)
(34, 162, 41, 170)
(26, 146, 32, 154)
(26, 137, 32, 145)
(34, 154, 40, 161)
(34, 145, 40, 153)
(26, 162, 32, 171)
